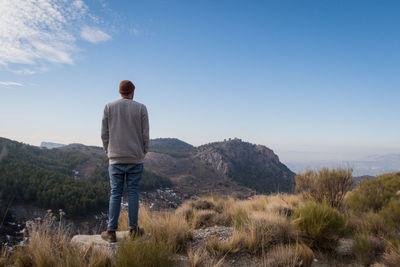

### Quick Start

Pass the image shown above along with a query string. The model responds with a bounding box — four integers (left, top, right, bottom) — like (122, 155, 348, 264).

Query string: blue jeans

(107, 163, 143, 231)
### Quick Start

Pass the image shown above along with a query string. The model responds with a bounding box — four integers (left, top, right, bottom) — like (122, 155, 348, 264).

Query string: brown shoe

(101, 230, 117, 243)
(129, 226, 144, 240)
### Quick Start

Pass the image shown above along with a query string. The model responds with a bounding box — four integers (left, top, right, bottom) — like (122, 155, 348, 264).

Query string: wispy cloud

(80, 26, 111, 43)
(0, 0, 111, 74)
(132, 27, 141, 36)
(0, 81, 23, 87)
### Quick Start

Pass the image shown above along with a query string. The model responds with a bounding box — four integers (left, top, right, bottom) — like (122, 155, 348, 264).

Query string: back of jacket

(101, 99, 149, 164)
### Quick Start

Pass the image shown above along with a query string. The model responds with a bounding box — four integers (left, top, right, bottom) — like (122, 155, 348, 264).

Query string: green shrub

(115, 237, 174, 267)
(380, 198, 400, 230)
(295, 168, 353, 208)
(349, 211, 389, 237)
(353, 233, 385, 265)
(292, 201, 346, 249)
(347, 172, 400, 213)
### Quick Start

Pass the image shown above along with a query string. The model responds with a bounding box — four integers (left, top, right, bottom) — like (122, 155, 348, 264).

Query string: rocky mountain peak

(195, 139, 295, 193)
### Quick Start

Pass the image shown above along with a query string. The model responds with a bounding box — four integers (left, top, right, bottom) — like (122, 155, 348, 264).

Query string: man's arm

(141, 105, 149, 154)
(101, 105, 109, 154)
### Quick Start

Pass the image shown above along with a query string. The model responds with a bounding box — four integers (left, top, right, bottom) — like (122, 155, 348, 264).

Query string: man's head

(119, 80, 135, 99)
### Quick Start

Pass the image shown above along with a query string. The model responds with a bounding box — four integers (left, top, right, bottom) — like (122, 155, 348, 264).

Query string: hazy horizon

(3, 135, 400, 166)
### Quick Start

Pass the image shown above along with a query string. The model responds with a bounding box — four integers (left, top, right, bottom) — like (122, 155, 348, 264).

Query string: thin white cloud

(0, 81, 23, 87)
(0, 0, 111, 74)
(80, 26, 111, 43)
(132, 27, 140, 36)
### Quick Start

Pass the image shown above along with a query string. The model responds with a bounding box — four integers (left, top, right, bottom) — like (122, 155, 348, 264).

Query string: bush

(295, 168, 353, 208)
(353, 233, 385, 265)
(349, 211, 389, 237)
(347, 172, 400, 213)
(380, 198, 400, 230)
(115, 237, 174, 267)
(292, 201, 346, 249)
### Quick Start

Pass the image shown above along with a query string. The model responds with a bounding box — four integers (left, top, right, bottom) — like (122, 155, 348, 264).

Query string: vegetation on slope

(149, 138, 195, 158)
(0, 138, 172, 216)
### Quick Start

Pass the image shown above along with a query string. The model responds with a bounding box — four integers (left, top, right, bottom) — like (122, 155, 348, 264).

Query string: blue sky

(1, 0, 399, 161)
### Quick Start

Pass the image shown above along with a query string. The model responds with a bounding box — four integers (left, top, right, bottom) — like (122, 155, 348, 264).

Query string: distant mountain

(143, 138, 295, 194)
(149, 138, 194, 157)
(40, 141, 66, 149)
(286, 154, 400, 176)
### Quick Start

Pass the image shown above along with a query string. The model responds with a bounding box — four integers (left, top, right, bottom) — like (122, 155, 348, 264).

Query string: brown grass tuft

(7, 211, 111, 267)
(383, 244, 400, 267)
(187, 246, 225, 267)
(115, 237, 174, 267)
(266, 243, 313, 267)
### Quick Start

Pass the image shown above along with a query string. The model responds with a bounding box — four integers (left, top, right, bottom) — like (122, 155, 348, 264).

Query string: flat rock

(71, 231, 130, 256)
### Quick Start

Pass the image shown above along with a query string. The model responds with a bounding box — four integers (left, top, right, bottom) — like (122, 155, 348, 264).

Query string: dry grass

(119, 206, 193, 252)
(349, 211, 390, 238)
(176, 194, 302, 231)
(266, 243, 314, 267)
(187, 246, 225, 267)
(205, 211, 297, 256)
(205, 232, 245, 257)
(191, 209, 219, 228)
(115, 237, 174, 267)
(383, 244, 400, 267)
(6, 211, 111, 267)
(243, 212, 296, 254)
(9, 186, 400, 267)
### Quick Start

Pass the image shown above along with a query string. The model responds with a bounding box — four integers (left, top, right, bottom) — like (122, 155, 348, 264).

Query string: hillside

(196, 138, 295, 192)
(0, 138, 172, 216)
(0, 137, 295, 216)
(144, 138, 295, 194)
(149, 138, 195, 157)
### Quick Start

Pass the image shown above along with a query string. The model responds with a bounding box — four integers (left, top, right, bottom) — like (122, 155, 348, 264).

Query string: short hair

(119, 80, 135, 95)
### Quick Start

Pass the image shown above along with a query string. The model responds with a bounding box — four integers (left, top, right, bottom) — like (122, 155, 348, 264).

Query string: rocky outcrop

(195, 139, 295, 193)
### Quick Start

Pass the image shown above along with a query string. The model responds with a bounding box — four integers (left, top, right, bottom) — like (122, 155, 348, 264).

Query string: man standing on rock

(100, 80, 149, 242)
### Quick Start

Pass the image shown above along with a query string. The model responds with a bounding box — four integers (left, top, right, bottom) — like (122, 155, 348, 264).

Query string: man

(100, 80, 149, 242)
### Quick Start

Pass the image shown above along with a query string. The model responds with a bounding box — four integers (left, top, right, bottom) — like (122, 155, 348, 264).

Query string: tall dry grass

(187, 246, 225, 267)
(383, 244, 400, 267)
(6, 210, 111, 267)
(115, 237, 174, 267)
(266, 243, 314, 267)
(119, 205, 192, 252)
(193, 194, 303, 257)
(176, 193, 302, 230)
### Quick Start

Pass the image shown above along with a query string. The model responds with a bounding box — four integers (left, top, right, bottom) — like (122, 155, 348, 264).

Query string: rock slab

(71, 231, 129, 256)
